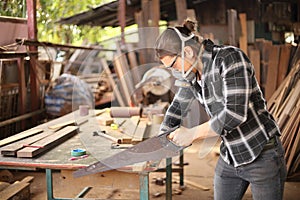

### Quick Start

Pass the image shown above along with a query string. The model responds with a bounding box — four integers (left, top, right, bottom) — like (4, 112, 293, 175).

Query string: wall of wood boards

(249, 39, 295, 101)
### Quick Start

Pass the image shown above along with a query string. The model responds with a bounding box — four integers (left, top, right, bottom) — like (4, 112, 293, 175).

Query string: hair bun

(183, 18, 197, 33)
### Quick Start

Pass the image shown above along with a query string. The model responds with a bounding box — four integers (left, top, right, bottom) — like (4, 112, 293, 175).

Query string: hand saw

(73, 126, 187, 177)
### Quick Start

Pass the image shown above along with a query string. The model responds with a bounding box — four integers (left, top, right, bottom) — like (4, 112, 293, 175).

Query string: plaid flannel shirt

(160, 41, 281, 167)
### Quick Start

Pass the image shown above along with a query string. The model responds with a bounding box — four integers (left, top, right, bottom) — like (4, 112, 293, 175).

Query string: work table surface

(0, 109, 161, 171)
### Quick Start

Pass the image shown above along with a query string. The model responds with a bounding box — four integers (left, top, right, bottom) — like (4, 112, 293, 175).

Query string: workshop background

(0, 0, 299, 199)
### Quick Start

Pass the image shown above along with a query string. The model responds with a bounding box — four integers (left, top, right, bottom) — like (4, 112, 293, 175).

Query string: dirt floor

(8, 139, 300, 200)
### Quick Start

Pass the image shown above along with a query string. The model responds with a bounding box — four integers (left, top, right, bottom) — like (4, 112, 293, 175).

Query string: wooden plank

(277, 44, 291, 87)
(277, 80, 300, 124)
(101, 58, 125, 106)
(227, 9, 237, 46)
(0, 128, 43, 147)
(120, 116, 140, 144)
(0, 176, 33, 200)
(239, 13, 248, 55)
(249, 49, 260, 84)
(256, 39, 272, 88)
(0, 182, 10, 192)
(114, 42, 134, 106)
(175, 0, 187, 24)
(126, 43, 141, 85)
(292, 146, 300, 173)
(1, 131, 52, 156)
(17, 126, 78, 158)
(132, 119, 148, 144)
(265, 45, 280, 101)
(280, 103, 297, 145)
(48, 119, 77, 130)
(285, 112, 300, 173)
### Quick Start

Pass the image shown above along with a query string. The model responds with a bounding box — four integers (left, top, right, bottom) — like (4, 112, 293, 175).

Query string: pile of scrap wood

(78, 73, 112, 103)
(267, 47, 300, 180)
(0, 170, 34, 200)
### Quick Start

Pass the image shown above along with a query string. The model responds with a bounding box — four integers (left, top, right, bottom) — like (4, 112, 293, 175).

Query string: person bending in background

(155, 19, 287, 200)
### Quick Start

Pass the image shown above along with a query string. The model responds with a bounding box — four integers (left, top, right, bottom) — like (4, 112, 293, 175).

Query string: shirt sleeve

(209, 49, 254, 135)
(160, 86, 195, 132)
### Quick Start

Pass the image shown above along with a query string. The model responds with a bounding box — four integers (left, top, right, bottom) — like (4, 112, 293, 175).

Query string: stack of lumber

(0, 172, 34, 200)
(267, 52, 300, 180)
(0, 125, 78, 158)
(250, 39, 293, 101)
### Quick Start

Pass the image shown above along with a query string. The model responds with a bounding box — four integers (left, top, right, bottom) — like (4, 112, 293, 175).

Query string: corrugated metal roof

(57, 0, 179, 27)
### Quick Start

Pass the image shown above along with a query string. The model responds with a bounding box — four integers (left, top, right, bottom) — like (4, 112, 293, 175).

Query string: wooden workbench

(0, 109, 161, 200)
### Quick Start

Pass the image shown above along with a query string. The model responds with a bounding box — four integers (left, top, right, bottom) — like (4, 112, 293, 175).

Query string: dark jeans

(214, 137, 287, 200)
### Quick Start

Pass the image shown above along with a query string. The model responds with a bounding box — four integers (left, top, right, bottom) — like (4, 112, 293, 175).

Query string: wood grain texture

(17, 126, 79, 158)
(1, 131, 52, 156)
(0, 129, 43, 148)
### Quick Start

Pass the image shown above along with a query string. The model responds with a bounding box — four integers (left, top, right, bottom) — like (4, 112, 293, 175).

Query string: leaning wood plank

(0, 128, 43, 147)
(20, 176, 34, 183)
(292, 147, 300, 173)
(277, 80, 300, 127)
(101, 58, 125, 106)
(239, 13, 248, 55)
(285, 113, 300, 173)
(265, 45, 280, 101)
(1, 131, 52, 156)
(277, 44, 291, 87)
(249, 50, 260, 85)
(280, 109, 295, 145)
(0, 181, 30, 200)
(17, 126, 78, 158)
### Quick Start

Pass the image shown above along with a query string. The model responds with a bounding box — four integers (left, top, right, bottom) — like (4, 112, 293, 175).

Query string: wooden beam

(175, 0, 187, 24)
(239, 13, 248, 55)
(1, 131, 51, 156)
(0, 109, 45, 128)
(15, 39, 115, 52)
(17, 126, 78, 158)
(0, 128, 43, 148)
(118, 0, 126, 44)
(0, 176, 33, 200)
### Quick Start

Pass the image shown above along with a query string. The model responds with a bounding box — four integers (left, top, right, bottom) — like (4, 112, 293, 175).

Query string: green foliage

(0, 0, 124, 45)
(37, 0, 116, 44)
(0, 0, 26, 18)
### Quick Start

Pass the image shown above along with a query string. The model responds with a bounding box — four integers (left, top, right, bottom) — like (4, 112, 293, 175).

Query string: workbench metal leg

(139, 172, 149, 200)
(166, 157, 172, 200)
(46, 169, 55, 200)
(179, 150, 184, 187)
(46, 169, 70, 200)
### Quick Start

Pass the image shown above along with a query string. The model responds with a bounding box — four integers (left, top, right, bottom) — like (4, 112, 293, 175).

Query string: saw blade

(73, 126, 183, 177)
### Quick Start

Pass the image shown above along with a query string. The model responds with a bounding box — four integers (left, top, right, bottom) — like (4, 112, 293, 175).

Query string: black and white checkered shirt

(160, 40, 281, 167)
